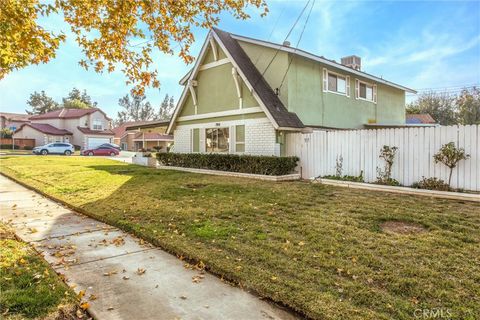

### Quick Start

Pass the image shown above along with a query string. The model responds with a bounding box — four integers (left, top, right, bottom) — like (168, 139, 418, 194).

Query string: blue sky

(1, 0, 479, 118)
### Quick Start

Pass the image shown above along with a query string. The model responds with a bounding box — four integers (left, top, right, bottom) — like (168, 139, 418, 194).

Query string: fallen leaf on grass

(89, 294, 97, 301)
(80, 302, 89, 310)
(136, 268, 146, 275)
(180, 295, 187, 300)
(107, 307, 114, 311)
(103, 270, 118, 276)
(122, 276, 130, 280)
(78, 290, 86, 299)
(28, 227, 38, 234)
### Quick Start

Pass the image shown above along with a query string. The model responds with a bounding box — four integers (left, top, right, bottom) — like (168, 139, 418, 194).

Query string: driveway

(0, 175, 297, 320)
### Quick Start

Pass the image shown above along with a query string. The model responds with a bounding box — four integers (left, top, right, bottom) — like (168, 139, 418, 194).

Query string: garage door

(87, 138, 110, 149)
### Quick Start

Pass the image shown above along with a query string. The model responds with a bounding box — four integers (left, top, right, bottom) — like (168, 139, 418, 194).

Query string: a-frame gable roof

(167, 28, 304, 134)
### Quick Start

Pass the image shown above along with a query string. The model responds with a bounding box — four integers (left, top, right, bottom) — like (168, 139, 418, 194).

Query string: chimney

(283, 41, 291, 47)
(341, 55, 361, 71)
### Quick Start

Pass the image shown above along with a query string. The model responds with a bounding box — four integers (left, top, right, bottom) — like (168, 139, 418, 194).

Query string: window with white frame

(323, 68, 350, 97)
(355, 79, 377, 103)
(92, 119, 103, 130)
(205, 128, 229, 153)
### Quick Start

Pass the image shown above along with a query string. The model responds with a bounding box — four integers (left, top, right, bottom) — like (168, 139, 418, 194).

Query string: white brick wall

(173, 118, 277, 156)
(173, 127, 191, 153)
(245, 121, 276, 155)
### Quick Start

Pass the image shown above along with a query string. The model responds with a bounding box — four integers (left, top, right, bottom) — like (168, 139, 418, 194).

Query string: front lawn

(0, 223, 82, 319)
(1, 157, 479, 320)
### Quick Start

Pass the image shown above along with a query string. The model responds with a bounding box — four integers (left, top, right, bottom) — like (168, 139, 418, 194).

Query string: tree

(433, 142, 470, 187)
(1, 1, 267, 94)
(115, 93, 157, 125)
(62, 88, 97, 109)
(406, 91, 456, 125)
(1, 128, 13, 138)
(456, 87, 480, 125)
(158, 94, 175, 120)
(26, 91, 60, 115)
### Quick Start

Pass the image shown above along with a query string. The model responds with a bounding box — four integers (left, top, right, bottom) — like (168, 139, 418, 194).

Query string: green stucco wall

(179, 59, 258, 118)
(286, 55, 405, 128)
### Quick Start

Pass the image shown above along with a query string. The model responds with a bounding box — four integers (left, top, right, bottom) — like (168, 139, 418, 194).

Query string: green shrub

(73, 145, 81, 151)
(0, 144, 20, 149)
(157, 153, 299, 176)
(23, 145, 33, 150)
(412, 177, 451, 191)
(323, 171, 364, 182)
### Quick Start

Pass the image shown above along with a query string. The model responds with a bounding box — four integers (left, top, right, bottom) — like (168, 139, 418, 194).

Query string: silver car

(33, 143, 75, 156)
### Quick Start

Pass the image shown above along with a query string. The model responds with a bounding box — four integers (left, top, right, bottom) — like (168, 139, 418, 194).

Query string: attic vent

(283, 41, 291, 47)
(341, 55, 361, 71)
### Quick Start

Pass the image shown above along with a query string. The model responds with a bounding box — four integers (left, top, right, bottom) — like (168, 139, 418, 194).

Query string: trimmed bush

(0, 144, 20, 149)
(157, 153, 299, 176)
(23, 145, 34, 150)
(412, 177, 451, 191)
(73, 145, 82, 151)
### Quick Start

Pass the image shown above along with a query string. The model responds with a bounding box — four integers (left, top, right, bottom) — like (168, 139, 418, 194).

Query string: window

(206, 128, 229, 153)
(9, 126, 16, 131)
(235, 125, 245, 153)
(355, 79, 377, 103)
(323, 68, 350, 96)
(93, 119, 103, 130)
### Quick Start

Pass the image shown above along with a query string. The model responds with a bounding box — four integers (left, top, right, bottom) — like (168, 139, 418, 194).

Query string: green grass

(1, 156, 479, 320)
(0, 223, 79, 319)
(0, 149, 33, 155)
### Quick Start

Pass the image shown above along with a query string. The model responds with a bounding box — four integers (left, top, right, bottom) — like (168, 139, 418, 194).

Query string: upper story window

(92, 119, 103, 130)
(355, 79, 377, 103)
(323, 68, 350, 97)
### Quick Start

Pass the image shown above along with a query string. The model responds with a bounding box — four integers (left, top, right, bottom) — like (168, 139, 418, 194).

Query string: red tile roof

(77, 126, 114, 136)
(133, 132, 174, 141)
(16, 123, 72, 135)
(111, 121, 154, 138)
(406, 113, 436, 124)
(29, 108, 111, 120)
(0, 112, 31, 122)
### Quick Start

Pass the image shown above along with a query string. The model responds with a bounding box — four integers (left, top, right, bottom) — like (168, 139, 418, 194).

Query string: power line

(253, 0, 311, 89)
(406, 85, 479, 95)
(278, 0, 316, 90)
(253, 5, 287, 67)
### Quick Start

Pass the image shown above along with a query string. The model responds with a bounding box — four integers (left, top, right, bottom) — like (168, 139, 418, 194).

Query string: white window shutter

(373, 84, 377, 103)
(323, 68, 327, 92)
(346, 76, 350, 97)
(355, 79, 359, 99)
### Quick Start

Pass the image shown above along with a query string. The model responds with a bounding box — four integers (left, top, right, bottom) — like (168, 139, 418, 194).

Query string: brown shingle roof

(29, 108, 111, 120)
(212, 28, 304, 129)
(77, 127, 114, 135)
(16, 123, 72, 135)
(112, 121, 153, 138)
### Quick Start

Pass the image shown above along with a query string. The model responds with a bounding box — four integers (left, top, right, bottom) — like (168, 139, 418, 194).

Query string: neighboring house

(167, 28, 416, 156)
(0, 112, 31, 131)
(406, 113, 436, 124)
(13, 108, 114, 148)
(115, 120, 173, 151)
(112, 121, 152, 146)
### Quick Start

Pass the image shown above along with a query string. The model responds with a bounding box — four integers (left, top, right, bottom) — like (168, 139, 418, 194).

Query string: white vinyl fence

(285, 125, 480, 191)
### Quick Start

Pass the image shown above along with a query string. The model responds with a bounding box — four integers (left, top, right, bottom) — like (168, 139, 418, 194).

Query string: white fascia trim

(231, 34, 417, 94)
(199, 58, 230, 70)
(175, 117, 270, 130)
(211, 31, 280, 130)
(177, 107, 262, 122)
(132, 139, 174, 142)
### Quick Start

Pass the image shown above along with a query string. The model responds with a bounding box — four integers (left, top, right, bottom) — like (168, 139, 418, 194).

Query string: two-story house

(13, 108, 114, 149)
(167, 28, 416, 156)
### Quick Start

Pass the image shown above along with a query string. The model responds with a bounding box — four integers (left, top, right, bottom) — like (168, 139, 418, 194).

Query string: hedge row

(157, 153, 299, 176)
(0, 144, 20, 149)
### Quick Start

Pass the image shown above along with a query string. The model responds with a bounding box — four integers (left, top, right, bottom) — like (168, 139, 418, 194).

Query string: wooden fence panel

(285, 125, 480, 191)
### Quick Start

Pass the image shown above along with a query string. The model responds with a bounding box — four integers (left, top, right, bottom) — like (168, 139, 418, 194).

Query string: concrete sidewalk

(0, 175, 298, 320)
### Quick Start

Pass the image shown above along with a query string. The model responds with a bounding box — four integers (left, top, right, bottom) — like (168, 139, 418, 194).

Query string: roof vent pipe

(283, 41, 291, 47)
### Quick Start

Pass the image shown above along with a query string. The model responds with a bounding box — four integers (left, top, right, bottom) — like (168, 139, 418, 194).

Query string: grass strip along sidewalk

(0, 223, 87, 319)
(0, 156, 479, 320)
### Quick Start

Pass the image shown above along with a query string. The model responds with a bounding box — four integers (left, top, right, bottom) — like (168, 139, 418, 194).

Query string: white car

(33, 143, 75, 156)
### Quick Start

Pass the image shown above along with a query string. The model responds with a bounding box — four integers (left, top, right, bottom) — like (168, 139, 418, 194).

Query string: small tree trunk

(448, 167, 454, 187)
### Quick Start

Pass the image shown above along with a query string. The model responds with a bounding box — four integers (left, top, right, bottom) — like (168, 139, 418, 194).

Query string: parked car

(97, 143, 121, 151)
(82, 146, 119, 156)
(33, 143, 75, 155)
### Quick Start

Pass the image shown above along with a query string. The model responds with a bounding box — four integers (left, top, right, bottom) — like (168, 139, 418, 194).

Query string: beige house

(114, 120, 173, 151)
(0, 112, 31, 131)
(14, 108, 114, 149)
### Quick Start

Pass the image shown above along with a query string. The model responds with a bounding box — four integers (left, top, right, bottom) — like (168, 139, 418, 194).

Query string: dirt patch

(381, 221, 426, 235)
(184, 183, 208, 189)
